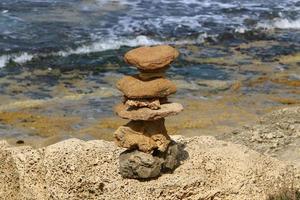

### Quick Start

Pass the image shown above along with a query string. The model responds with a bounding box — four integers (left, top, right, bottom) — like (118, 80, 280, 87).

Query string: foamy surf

(0, 53, 36, 68)
(0, 35, 206, 68)
(58, 35, 206, 56)
(258, 18, 300, 30)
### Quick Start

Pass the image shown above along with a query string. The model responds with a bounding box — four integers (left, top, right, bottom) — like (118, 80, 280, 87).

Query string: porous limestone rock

(117, 75, 177, 99)
(115, 102, 183, 121)
(124, 45, 179, 71)
(114, 119, 171, 153)
(1, 136, 299, 200)
(125, 98, 161, 110)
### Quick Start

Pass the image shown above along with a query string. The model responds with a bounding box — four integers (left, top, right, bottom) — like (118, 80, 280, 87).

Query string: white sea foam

(0, 55, 9, 68)
(258, 18, 300, 30)
(58, 35, 161, 56)
(0, 34, 206, 68)
(13, 52, 34, 63)
(0, 53, 35, 68)
(273, 18, 300, 29)
(58, 35, 202, 57)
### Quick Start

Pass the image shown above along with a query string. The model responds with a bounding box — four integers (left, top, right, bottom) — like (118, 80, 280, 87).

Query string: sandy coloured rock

(114, 119, 171, 153)
(125, 98, 161, 110)
(1, 135, 299, 200)
(117, 75, 177, 99)
(115, 102, 183, 121)
(124, 45, 179, 71)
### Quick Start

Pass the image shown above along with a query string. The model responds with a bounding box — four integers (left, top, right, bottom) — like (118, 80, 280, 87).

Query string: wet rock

(115, 102, 183, 121)
(117, 75, 177, 99)
(124, 45, 179, 71)
(197, 80, 232, 91)
(114, 119, 171, 153)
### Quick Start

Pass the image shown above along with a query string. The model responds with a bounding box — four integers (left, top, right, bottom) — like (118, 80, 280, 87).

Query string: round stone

(115, 102, 183, 121)
(124, 45, 179, 71)
(116, 75, 177, 99)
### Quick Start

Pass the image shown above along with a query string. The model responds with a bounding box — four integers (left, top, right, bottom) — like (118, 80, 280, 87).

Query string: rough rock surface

(119, 142, 180, 179)
(114, 119, 171, 153)
(119, 150, 163, 179)
(1, 136, 299, 200)
(115, 102, 183, 121)
(219, 106, 300, 168)
(117, 75, 177, 99)
(124, 45, 179, 71)
(125, 98, 161, 110)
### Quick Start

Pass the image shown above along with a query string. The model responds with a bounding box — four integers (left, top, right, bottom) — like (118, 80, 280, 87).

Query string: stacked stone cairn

(114, 45, 184, 179)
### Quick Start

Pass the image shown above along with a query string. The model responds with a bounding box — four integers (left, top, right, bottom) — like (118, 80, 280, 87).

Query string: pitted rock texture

(125, 98, 161, 110)
(124, 45, 179, 71)
(114, 119, 171, 153)
(115, 102, 183, 121)
(0, 135, 299, 200)
(117, 75, 177, 99)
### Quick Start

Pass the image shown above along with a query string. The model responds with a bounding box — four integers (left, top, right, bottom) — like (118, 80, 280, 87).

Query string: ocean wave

(0, 53, 35, 68)
(0, 35, 206, 68)
(58, 35, 163, 56)
(258, 18, 300, 29)
(59, 35, 205, 56)
(273, 18, 300, 29)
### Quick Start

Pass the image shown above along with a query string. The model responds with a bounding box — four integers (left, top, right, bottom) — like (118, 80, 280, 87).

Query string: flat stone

(114, 119, 171, 153)
(124, 45, 179, 71)
(117, 75, 177, 98)
(125, 98, 161, 110)
(115, 102, 183, 121)
(119, 141, 181, 179)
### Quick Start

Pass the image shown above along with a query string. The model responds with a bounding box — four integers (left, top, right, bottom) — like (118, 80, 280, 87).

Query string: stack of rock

(114, 45, 183, 179)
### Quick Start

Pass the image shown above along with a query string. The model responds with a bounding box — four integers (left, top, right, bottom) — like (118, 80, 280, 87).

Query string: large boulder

(0, 136, 299, 200)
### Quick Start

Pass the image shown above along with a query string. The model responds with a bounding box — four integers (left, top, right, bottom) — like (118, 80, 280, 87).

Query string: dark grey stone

(119, 141, 181, 179)
(119, 150, 163, 179)
(161, 141, 180, 171)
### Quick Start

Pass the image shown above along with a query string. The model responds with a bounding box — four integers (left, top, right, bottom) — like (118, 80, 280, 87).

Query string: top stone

(124, 45, 179, 71)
